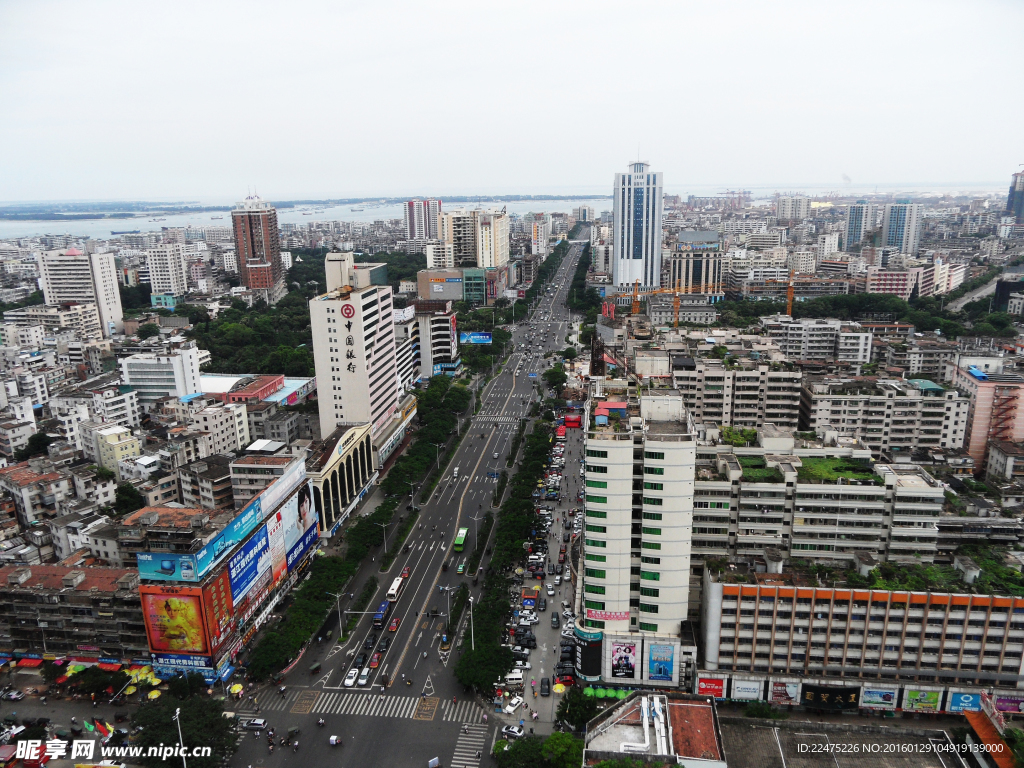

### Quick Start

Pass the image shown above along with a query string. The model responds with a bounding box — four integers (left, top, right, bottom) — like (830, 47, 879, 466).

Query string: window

(586, 480, 607, 488)
(645, 451, 665, 460)
(642, 527, 661, 535)
(639, 622, 658, 632)
(586, 449, 608, 458)
(645, 466, 664, 475)
(641, 542, 661, 550)
(585, 620, 605, 629)
(584, 584, 606, 595)
(586, 465, 608, 473)
(585, 524, 607, 533)
(639, 603, 659, 614)
(643, 482, 663, 490)
(640, 587, 660, 598)
(584, 600, 605, 610)
(643, 497, 663, 506)
(642, 512, 662, 520)
(641, 556, 661, 564)
(586, 495, 607, 504)
(640, 570, 660, 581)
(587, 509, 607, 518)
(585, 538, 606, 548)
(585, 568, 606, 579)
(585, 553, 607, 562)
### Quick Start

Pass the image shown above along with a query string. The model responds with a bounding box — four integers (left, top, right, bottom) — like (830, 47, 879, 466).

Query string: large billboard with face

(610, 642, 636, 678)
(140, 585, 210, 656)
(285, 483, 318, 572)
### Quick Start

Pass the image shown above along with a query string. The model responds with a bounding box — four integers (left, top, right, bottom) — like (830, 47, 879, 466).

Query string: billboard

(861, 687, 898, 709)
(947, 692, 982, 713)
(140, 585, 210, 656)
(265, 498, 290, 584)
(284, 483, 318, 572)
(228, 524, 270, 603)
(697, 678, 725, 698)
(800, 684, 860, 710)
(995, 695, 1024, 713)
(771, 682, 800, 704)
(136, 552, 199, 583)
(611, 642, 636, 678)
(459, 331, 492, 344)
(731, 679, 762, 700)
(647, 644, 674, 682)
(903, 690, 940, 712)
(201, 566, 234, 655)
(574, 629, 602, 681)
(151, 653, 214, 670)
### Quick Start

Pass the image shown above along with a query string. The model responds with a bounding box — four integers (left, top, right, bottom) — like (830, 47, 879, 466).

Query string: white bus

(386, 577, 405, 602)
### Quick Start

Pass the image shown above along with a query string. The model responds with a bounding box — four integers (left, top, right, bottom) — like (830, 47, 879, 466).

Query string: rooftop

(121, 505, 209, 529)
(0, 564, 137, 593)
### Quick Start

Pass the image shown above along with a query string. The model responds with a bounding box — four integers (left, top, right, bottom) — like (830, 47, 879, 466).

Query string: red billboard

(202, 566, 235, 656)
(697, 678, 725, 698)
(140, 585, 211, 656)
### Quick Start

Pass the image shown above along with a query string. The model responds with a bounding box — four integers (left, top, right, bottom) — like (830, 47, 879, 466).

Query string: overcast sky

(1, 0, 1021, 203)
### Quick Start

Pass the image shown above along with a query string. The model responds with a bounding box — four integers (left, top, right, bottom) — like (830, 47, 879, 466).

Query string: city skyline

(2, 0, 1022, 201)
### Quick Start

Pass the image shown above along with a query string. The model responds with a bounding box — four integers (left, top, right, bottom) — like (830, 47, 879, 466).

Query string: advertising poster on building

(771, 682, 800, 704)
(801, 684, 860, 710)
(265, 494, 292, 583)
(947, 692, 982, 713)
(731, 679, 762, 700)
(995, 695, 1024, 713)
(647, 644, 674, 682)
(140, 585, 209, 655)
(459, 332, 492, 344)
(860, 688, 898, 709)
(285, 483, 319, 571)
(611, 643, 636, 678)
(697, 678, 725, 698)
(136, 552, 199, 582)
(228, 525, 270, 603)
(903, 690, 940, 711)
(574, 630, 602, 682)
(201, 566, 234, 655)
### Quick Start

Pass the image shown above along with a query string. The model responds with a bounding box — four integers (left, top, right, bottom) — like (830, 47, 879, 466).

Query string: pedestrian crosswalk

(237, 689, 486, 723)
(449, 723, 489, 768)
(474, 415, 521, 424)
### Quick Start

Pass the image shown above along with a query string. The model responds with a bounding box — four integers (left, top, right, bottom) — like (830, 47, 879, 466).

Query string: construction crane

(629, 278, 725, 327)
(786, 269, 795, 316)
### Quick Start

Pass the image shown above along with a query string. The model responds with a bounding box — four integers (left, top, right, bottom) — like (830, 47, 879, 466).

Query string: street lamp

(326, 590, 345, 634)
(375, 521, 389, 555)
(172, 708, 188, 768)
(431, 442, 445, 468)
(468, 596, 475, 651)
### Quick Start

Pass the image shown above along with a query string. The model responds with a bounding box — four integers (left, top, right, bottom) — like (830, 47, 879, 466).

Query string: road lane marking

(290, 690, 320, 713)
(414, 696, 439, 720)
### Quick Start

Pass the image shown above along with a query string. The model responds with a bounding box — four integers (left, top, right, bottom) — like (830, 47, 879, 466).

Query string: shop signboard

(801, 684, 860, 710)
(731, 679, 762, 700)
(994, 694, 1024, 713)
(771, 682, 799, 704)
(903, 690, 940, 711)
(697, 678, 725, 698)
(860, 687, 898, 710)
(947, 692, 982, 713)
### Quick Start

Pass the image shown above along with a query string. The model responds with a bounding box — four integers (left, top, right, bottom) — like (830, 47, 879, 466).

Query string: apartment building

(776, 196, 810, 221)
(232, 195, 286, 305)
(229, 453, 302, 510)
(310, 251, 400, 439)
(194, 402, 250, 454)
(412, 300, 460, 377)
(857, 266, 927, 300)
(178, 454, 234, 512)
(883, 338, 958, 379)
(671, 359, 802, 431)
(951, 365, 1024, 467)
(2, 302, 103, 339)
(0, 459, 74, 527)
(800, 377, 970, 457)
(439, 209, 510, 268)
(759, 316, 872, 364)
(582, 391, 694, 659)
(93, 425, 141, 479)
(701, 561, 1024, 688)
(36, 247, 123, 336)
(881, 202, 924, 255)
(393, 306, 420, 389)
(118, 341, 203, 409)
(0, 566, 147, 659)
(647, 296, 719, 326)
(147, 243, 189, 296)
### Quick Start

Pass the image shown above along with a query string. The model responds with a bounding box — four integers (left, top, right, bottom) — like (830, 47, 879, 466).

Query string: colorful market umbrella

(82, 721, 95, 732)
(93, 721, 109, 737)
(55, 675, 68, 684)
(583, 687, 595, 697)
(553, 684, 566, 694)
(148, 690, 161, 700)
(229, 684, 244, 695)
(125, 686, 137, 695)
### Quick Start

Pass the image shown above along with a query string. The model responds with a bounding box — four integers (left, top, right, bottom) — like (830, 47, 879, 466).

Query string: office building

(310, 251, 400, 438)
(306, 423, 376, 535)
(726, 270, 849, 302)
(663, 232, 724, 298)
(800, 377, 970, 457)
(412, 300, 460, 377)
(881, 203, 924, 255)
(36, 248, 123, 337)
(701, 558, 1024, 687)
(1006, 171, 1024, 223)
(393, 306, 421, 388)
(759, 316, 872, 364)
(951, 365, 1024, 467)
(403, 199, 441, 240)
(776, 196, 810, 221)
(573, 205, 595, 223)
(147, 243, 189, 297)
(232, 195, 286, 305)
(582, 391, 694, 641)
(119, 342, 203, 409)
(845, 202, 877, 247)
(613, 162, 664, 288)
(439, 209, 510, 269)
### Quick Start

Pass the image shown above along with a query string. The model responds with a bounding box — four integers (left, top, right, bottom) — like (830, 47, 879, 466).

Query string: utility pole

(172, 709, 188, 768)
(468, 596, 475, 651)
(326, 591, 345, 633)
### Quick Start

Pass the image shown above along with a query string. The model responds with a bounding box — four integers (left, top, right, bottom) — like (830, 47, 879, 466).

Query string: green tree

(542, 732, 584, 768)
(593, 759, 646, 768)
(556, 686, 599, 730)
(136, 323, 161, 340)
(494, 736, 547, 768)
(115, 482, 146, 516)
(543, 366, 567, 391)
(454, 644, 513, 691)
(14, 431, 54, 461)
(562, 347, 578, 360)
(131, 681, 235, 768)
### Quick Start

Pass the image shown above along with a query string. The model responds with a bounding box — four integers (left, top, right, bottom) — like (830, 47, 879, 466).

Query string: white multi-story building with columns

(612, 162, 664, 288)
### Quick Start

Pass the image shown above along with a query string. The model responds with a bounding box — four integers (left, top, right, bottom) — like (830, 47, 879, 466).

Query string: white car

(554, 576, 561, 585)
(502, 725, 525, 740)
(343, 668, 359, 687)
(504, 696, 525, 714)
(546, 584, 555, 596)
(513, 660, 532, 670)
(564, 568, 571, 578)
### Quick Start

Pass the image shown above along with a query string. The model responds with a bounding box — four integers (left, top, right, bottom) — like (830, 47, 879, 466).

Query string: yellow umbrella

(553, 684, 566, 694)
(125, 686, 137, 695)
(147, 690, 161, 700)
(229, 684, 244, 695)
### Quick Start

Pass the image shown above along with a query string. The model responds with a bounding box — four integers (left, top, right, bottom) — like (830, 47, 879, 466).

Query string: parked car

(502, 725, 525, 739)
(513, 660, 532, 670)
(504, 696, 524, 714)
(547, 584, 555, 595)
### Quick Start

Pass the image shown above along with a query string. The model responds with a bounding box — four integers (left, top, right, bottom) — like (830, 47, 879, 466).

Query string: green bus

(453, 527, 469, 552)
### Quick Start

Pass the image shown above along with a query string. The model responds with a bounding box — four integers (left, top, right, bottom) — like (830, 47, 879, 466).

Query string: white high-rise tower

(612, 162, 663, 288)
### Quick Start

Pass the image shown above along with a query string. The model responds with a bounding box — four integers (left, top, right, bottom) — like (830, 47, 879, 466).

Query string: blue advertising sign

(528, 373, 538, 377)
(459, 331, 492, 344)
(152, 652, 214, 669)
(947, 692, 982, 712)
(137, 552, 199, 582)
(286, 520, 320, 572)
(228, 524, 269, 602)
(648, 644, 674, 682)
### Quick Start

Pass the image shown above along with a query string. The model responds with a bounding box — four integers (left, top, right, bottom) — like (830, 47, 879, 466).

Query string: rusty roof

(0, 564, 135, 592)
(121, 506, 208, 528)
